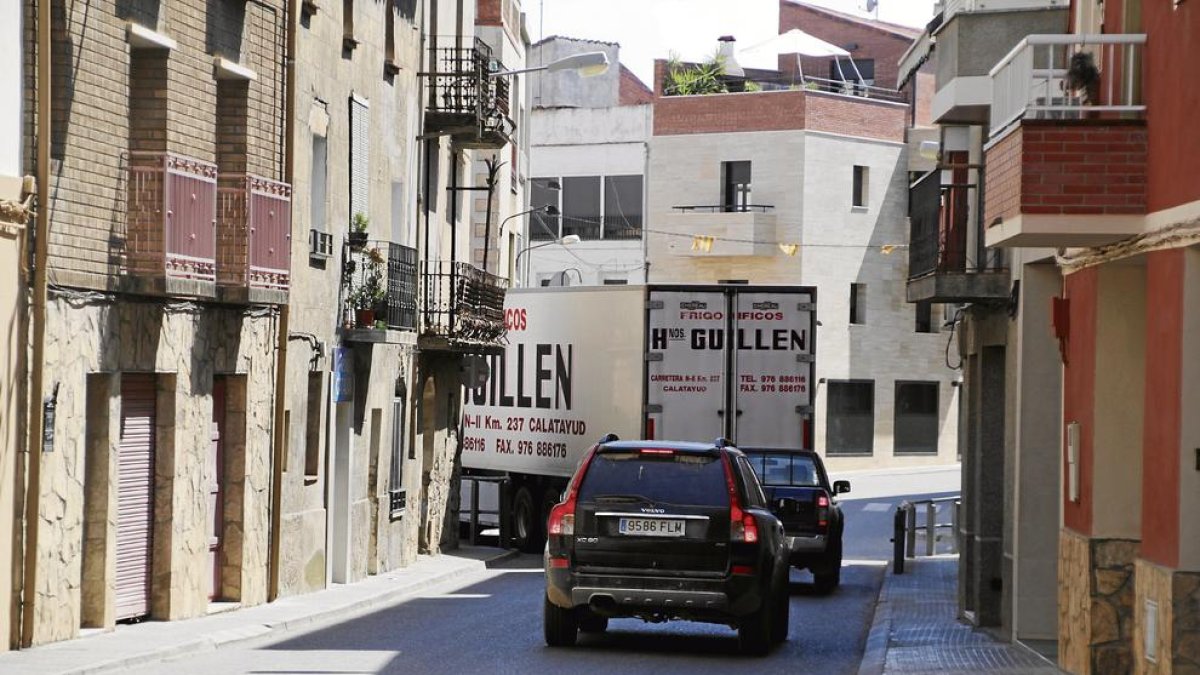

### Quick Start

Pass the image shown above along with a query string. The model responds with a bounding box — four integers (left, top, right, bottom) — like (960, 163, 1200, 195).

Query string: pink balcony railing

(217, 174, 292, 294)
(127, 152, 219, 283)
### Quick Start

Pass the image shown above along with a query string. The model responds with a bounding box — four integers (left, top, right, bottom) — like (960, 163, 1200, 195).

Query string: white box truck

(460, 284, 816, 551)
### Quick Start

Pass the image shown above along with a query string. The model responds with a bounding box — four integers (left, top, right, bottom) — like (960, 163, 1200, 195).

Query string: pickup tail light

(732, 564, 754, 576)
(722, 454, 759, 544)
(816, 493, 829, 530)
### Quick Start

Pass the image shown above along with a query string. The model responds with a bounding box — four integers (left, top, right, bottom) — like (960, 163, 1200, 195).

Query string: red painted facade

(1062, 268, 1097, 536)
(1142, 0, 1200, 212)
(1140, 249, 1183, 568)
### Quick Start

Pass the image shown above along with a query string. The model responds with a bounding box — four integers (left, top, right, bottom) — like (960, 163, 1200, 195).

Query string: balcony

(216, 174, 292, 304)
(420, 260, 508, 353)
(907, 172, 1009, 303)
(662, 205, 777, 257)
(422, 37, 512, 149)
(342, 241, 418, 343)
(984, 34, 1147, 248)
(126, 152, 218, 297)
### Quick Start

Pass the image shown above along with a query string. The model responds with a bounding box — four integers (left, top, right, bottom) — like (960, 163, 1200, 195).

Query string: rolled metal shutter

(116, 375, 156, 621)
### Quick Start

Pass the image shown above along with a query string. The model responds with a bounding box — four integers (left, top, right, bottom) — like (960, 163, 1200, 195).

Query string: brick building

(17, 0, 290, 646)
(903, 0, 1200, 670)
(645, 9, 959, 473)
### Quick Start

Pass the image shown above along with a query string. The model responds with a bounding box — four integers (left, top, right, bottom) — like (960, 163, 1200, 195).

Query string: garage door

(116, 375, 156, 621)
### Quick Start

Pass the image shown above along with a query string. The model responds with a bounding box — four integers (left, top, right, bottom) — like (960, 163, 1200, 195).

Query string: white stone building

(524, 37, 652, 287)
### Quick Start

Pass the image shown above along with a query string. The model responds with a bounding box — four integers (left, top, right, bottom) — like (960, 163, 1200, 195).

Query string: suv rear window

(578, 451, 729, 507)
(744, 452, 822, 487)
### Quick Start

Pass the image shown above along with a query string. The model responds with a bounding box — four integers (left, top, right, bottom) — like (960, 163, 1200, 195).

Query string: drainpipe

(268, 0, 298, 603)
(21, 0, 52, 648)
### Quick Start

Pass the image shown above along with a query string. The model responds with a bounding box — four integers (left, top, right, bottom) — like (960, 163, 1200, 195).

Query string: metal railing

(673, 204, 775, 213)
(344, 240, 418, 331)
(731, 74, 907, 103)
(421, 260, 509, 345)
(891, 496, 961, 574)
(216, 173, 292, 294)
(940, 0, 1059, 24)
(532, 215, 643, 241)
(989, 33, 1146, 137)
(423, 37, 512, 141)
(387, 242, 418, 330)
(126, 151, 218, 283)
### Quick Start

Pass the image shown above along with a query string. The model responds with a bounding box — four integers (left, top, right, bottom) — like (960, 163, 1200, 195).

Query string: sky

(535, 0, 937, 87)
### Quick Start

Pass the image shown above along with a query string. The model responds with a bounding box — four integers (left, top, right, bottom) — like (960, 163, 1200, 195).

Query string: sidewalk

(859, 555, 1061, 675)
(0, 546, 517, 675)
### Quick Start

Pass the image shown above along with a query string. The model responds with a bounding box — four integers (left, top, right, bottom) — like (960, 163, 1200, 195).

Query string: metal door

(208, 379, 225, 600)
(116, 375, 156, 620)
(645, 289, 729, 442)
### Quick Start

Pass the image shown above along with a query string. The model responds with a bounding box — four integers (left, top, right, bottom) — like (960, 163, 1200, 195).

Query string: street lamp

(491, 51, 610, 78)
(516, 234, 581, 287)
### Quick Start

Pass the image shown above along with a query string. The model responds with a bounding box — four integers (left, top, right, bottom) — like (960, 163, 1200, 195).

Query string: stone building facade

(16, 0, 289, 647)
(646, 12, 959, 473)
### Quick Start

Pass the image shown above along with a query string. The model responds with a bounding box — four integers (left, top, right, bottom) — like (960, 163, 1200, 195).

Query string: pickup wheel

(512, 487, 542, 553)
(738, 591, 773, 656)
(543, 595, 579, 647)
(813, 539, 843, 595)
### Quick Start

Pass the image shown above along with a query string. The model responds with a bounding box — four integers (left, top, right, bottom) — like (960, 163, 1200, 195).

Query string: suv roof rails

(597, 433, 620, 444)
(714, 437, 732, 448)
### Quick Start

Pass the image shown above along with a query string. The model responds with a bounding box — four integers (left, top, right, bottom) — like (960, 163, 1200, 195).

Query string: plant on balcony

(350, 248, 386, 327)
(664, 51, 728, 96)
(348, 212, 370, 248)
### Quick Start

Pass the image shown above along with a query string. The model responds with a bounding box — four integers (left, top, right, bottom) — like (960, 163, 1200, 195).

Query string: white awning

(740, 28, 851, 58)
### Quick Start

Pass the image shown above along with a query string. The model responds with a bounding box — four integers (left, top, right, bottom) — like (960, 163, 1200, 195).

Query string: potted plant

(348, 212, 370, 248)
(351, 248, 386, 327)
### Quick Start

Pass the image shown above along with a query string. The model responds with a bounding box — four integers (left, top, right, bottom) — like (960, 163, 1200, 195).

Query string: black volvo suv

(543, 436, 790, 655)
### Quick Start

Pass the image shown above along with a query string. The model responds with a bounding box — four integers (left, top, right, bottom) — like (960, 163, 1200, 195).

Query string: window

(603, 175, 643, 239)
(384, 2, 399, 75)
(722, 161, 752, 212)
(578, 451, 729, 507)
(853, 165, 869, 208)
(389, 379, 407, 516)
(311, 133, 328, 232)
(894, 382, 939, 454)
(530, 177, 559, 240)
(826, 381, 875, 455)
(831, 58, 875, 86)
(304, 372, 323, 478)
(735, 456, 768, 509)
(342, 0, 357, 48)
(539, 277, 553, 287)
(561, 176, 601, 240)
(850, 283, 867, 325)
(915, 301, 935, 333)
(743, 452, 824, 487)
(603, 277, 628, 285)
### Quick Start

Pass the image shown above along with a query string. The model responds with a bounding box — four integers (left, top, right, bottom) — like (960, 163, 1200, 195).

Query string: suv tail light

(722, 454, 759, 544)
(546, 446, 599, 539)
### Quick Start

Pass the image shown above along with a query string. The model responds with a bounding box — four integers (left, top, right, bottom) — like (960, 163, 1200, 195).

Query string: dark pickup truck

(742, 449, 849, 594)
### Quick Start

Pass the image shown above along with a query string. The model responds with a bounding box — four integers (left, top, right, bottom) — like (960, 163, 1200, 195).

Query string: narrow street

(122, 486, 951, 675)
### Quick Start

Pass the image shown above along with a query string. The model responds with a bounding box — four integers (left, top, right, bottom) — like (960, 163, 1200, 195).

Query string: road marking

(861, 502, 892, 512)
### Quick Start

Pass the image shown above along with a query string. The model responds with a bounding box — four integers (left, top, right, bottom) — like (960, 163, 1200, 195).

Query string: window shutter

(349, 96, 370, 223)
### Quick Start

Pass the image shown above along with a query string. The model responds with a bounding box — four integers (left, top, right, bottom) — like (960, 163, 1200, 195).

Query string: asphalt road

(128, 487, 954, 675)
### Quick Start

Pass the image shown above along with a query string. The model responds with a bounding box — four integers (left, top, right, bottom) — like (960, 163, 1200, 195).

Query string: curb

(52, 551, 514, 675)
(857, 563, 894, 675)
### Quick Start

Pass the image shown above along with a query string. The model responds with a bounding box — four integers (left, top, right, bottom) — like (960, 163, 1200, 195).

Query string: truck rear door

(731, 290, 816, 449)
(645, 289, 729, 443)
(572, 447, 731, 576)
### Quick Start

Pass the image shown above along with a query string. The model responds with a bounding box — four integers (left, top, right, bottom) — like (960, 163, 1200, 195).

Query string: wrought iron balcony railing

(420, 260, 508, 347)
(344, 240, 418, 331)
(216, 173, 292, 299)
(126, 151, 218, 285)
(672, 204, 776, 213)
(422, 37, 513, 148)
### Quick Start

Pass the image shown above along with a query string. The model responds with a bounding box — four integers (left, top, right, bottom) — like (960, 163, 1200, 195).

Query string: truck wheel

(813, 541, 843, 595)
(738, 592, 773, 656)
(544, 595, 579, 647)
(578, 611, 608, 634)
(512, 487, 542, 553)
